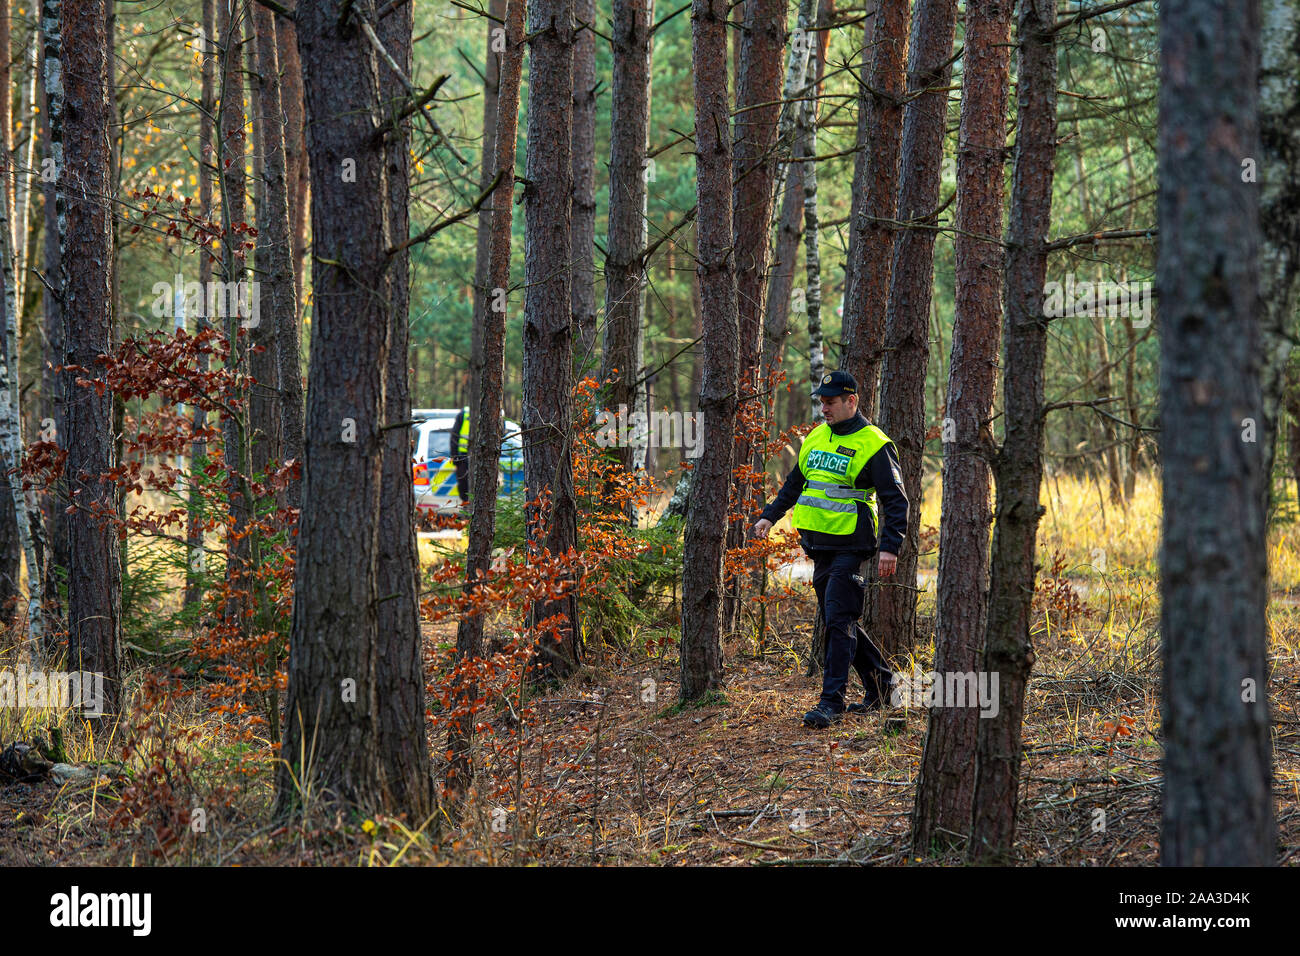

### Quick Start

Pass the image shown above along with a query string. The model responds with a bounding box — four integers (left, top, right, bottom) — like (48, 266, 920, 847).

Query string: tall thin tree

(680, 0, 738, 702)
(1158, 0, 1274, 866)
(722, 0, 784, 632)
(523, 0, 581, 676)
(373, 0, 432, 816)
(601, 0, 654, 475)
(571, 0, 598, 366)
(872, 0, 957, 660)
(60, 0, 121, 715)
(841, 0, 908, 419)
(968, 0, 1057, 861)
(450, 0, 525, 794)
(912, 0, 1013, 854)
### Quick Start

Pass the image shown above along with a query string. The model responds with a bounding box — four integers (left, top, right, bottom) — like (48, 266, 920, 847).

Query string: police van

(411, 407, 524, 513)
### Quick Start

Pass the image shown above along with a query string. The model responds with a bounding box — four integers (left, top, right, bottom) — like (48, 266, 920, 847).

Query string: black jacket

(759, 413, 909, 556)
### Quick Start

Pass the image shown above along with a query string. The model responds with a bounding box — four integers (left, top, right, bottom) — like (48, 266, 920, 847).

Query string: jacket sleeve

(760, 461, 806, 523)
(860, 441, 908, 554)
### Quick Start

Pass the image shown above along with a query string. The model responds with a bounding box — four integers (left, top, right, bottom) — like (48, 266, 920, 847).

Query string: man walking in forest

(752, 371, 908, 728)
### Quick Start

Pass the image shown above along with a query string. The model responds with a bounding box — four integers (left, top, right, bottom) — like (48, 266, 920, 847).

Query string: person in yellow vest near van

(752, 370, 909, 729)
(451, 406, 471, 505)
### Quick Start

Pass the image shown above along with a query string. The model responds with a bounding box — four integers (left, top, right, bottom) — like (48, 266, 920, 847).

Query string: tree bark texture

(680, 0, 737, 701)
(841, 0, 908, 420)
(1158, 0, 1274, 866)
(872, 0, 956, 665)
(911, 0, 1012, 854)
(523, 0, 581, 677)
(968, 0, 1057, 862)
(60, 0, 121, 716)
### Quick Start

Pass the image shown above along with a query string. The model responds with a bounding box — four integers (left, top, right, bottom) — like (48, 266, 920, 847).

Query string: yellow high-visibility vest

(791, 422, 891, 537)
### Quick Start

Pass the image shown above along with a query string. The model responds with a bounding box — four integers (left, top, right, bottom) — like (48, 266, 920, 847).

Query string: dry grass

(2, 470, 1298, 865)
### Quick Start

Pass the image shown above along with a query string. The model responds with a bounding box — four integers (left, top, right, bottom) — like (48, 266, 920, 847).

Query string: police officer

(751, 370, 908, 728)
(451, 406, 470, 504)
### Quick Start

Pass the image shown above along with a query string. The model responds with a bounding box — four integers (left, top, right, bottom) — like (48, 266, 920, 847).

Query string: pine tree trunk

(450, 0, 525, 796)
(185, 0, 216, 611)
(799, 50, 823, 422)
(246, 11, 279, 479)
(61, 0, 121, 717)
(1158, 0, 1274, 866)
(373, 0, 432, 816)
(841, 0, 908, 418)
(968, 0, 1057, 861)
(469, 0, 506, 453)
(680, 0, 737, 702)
(571, 0, 598, 367)
(911, 0, 1012, 855)
(601, 0, 654, 475)
(278, 0, 427, 817)
(251, 3, 303, 510)
(722, 0, 784, 634)
(523, 0, 581, 677)
(1258, 0, 1300, 517)
(872, 0, 957, 662)
(275, 13, 308, 310)
(216, 0, 253, 623)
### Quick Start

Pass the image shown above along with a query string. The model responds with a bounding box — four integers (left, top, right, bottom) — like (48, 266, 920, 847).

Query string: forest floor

(2, 472, 1299, 865)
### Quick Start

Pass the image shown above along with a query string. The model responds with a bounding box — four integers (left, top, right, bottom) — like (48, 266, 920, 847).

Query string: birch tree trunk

(0, 98, 44, 655)
(39, 2, 67, 633)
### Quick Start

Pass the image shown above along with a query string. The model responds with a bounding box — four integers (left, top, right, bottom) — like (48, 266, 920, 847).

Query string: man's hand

(878, 551, 898, 577)
(752, 518, 773, 538)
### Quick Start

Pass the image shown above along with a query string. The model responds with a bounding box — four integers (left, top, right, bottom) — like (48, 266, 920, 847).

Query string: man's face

(819, 393, 857, 425)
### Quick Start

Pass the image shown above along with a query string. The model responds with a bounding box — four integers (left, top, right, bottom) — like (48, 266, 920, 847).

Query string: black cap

(812, 370, 858, 398)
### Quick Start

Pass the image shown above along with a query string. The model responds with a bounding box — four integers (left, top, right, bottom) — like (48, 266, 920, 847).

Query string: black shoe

(802, 703, 844, 729)
(847, 696, 885, 716)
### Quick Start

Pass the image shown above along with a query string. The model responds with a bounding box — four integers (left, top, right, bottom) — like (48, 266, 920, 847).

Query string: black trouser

(811, 549, 892, 712)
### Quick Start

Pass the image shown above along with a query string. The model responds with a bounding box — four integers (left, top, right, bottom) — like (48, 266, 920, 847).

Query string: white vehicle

(411, 408, 524, 514)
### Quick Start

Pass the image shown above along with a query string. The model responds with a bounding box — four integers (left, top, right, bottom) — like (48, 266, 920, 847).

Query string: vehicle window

(427, 430, 452, 459)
